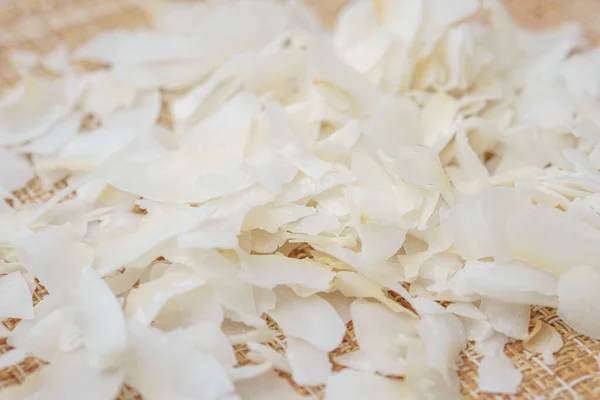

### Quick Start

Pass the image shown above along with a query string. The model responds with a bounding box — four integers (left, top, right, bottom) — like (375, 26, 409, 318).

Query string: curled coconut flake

(523, 320, 563, 364)
(124, 269, 205, 326)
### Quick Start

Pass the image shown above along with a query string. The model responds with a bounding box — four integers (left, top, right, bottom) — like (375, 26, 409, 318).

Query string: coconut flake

(477, 352, 522, 394)
(247, 342, 292, 373)
(523, 320, 563, 364)
(0, 149, 34, 192)
(0, 271, 34, 320)
(350, 299, 417, 375)
(508, 205, 600, 276)
(124, 269, 206, 326)
(557, 265, 600, 338)
(479, 298, 530, 340)
(449, 260, 558, 307)
(126, 322, 234, 400)
(71, 266, 127, 369)
(268, 288, 346, 352)
(0, 75, 77, 146)
(235, 370, 305, 400)
(93, 204, 216, 275)
(286, 337, 332, 385)
(238, 252, 334, 292)
(15, 223, 94, 294)
(324, 369, 412, 400)
(0, 351, 125, 400)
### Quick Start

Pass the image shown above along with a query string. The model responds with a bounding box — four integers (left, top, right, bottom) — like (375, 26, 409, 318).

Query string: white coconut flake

(479, 298, 530, 340)
(236, 370, 305, 400)
(0, 75, 77, 146)
(508, 205, 600, 276)
(0, 351, 125, 400)
(557, 265, 600, 338)
(247, 342, 292, 373)
(93, 204, 216, 275)
(238, 252, 334, 292)
(0, 149, 34, 192)
(286, 337, 332, 385)
(478, 352, 522, 394)
(124, 269, 206, 326)
(449, 260, 558, 307)
(324, 369, 412, 400)
(523, 320, 563, 364)
(0, 271, 34, 320)
(268, 288, 346, 352)
(71, 266, 127, 369)
(350, 299, 417, 375)
(15, 223, 94, 294)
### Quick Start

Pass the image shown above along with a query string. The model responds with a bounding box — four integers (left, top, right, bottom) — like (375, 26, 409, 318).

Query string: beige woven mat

(2, 1, 600, 399)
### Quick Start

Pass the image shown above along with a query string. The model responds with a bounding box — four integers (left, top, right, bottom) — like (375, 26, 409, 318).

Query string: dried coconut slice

(246, 342, 291, 373)
(242, 203, 316, 233)
(235, 370, 305, 400)
(169, 322, 236, 367)
(0, 75, 78, 146)
(442, 187, 532, 262)
(507, 205, 600, 276)
(237, 252, 334, 292)
(152, 286, 223, 331)
(479, 298, 530, 340)
(449, 260, 558, 307)
(557, 265, 600, 338)
(92, 204, 217, 276)
(0, 149, 34, 192)
(414, 299, 466, 380)
(40, 91, 161, 172)
(126, 322, 234, 400)
(19, 112, 83, 155)
(477, 352, 522, 395)
(268, 288, 345, 352)
(0, 271, 33, 320)
(124, 269, 206, 326)
(334, 271, 416, 315)
(0, 350, 125, 400)
(417, 0, 479, 58)
(74, 31, 203, 64)
(523, 320, 563, 364)
(70, 266, 127, 370)
(15, 223, 94, 294)
(324, 369, 413, 400)
(420, 92, 460, 151)
(286, 337, 332, 385)
(350, 299, 417, 375)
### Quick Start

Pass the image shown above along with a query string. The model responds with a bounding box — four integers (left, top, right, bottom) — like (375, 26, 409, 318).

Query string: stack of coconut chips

(1, 0, 600, 398)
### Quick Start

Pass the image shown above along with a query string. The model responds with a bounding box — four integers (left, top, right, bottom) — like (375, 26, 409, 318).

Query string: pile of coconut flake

(1, 0, 600, 398)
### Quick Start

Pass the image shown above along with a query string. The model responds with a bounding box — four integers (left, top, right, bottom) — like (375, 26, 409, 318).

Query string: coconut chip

(523, 320, 563, 364)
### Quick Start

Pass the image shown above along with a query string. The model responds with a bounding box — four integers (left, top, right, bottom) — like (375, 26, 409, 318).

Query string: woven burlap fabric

(1, 1, 600, 399)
